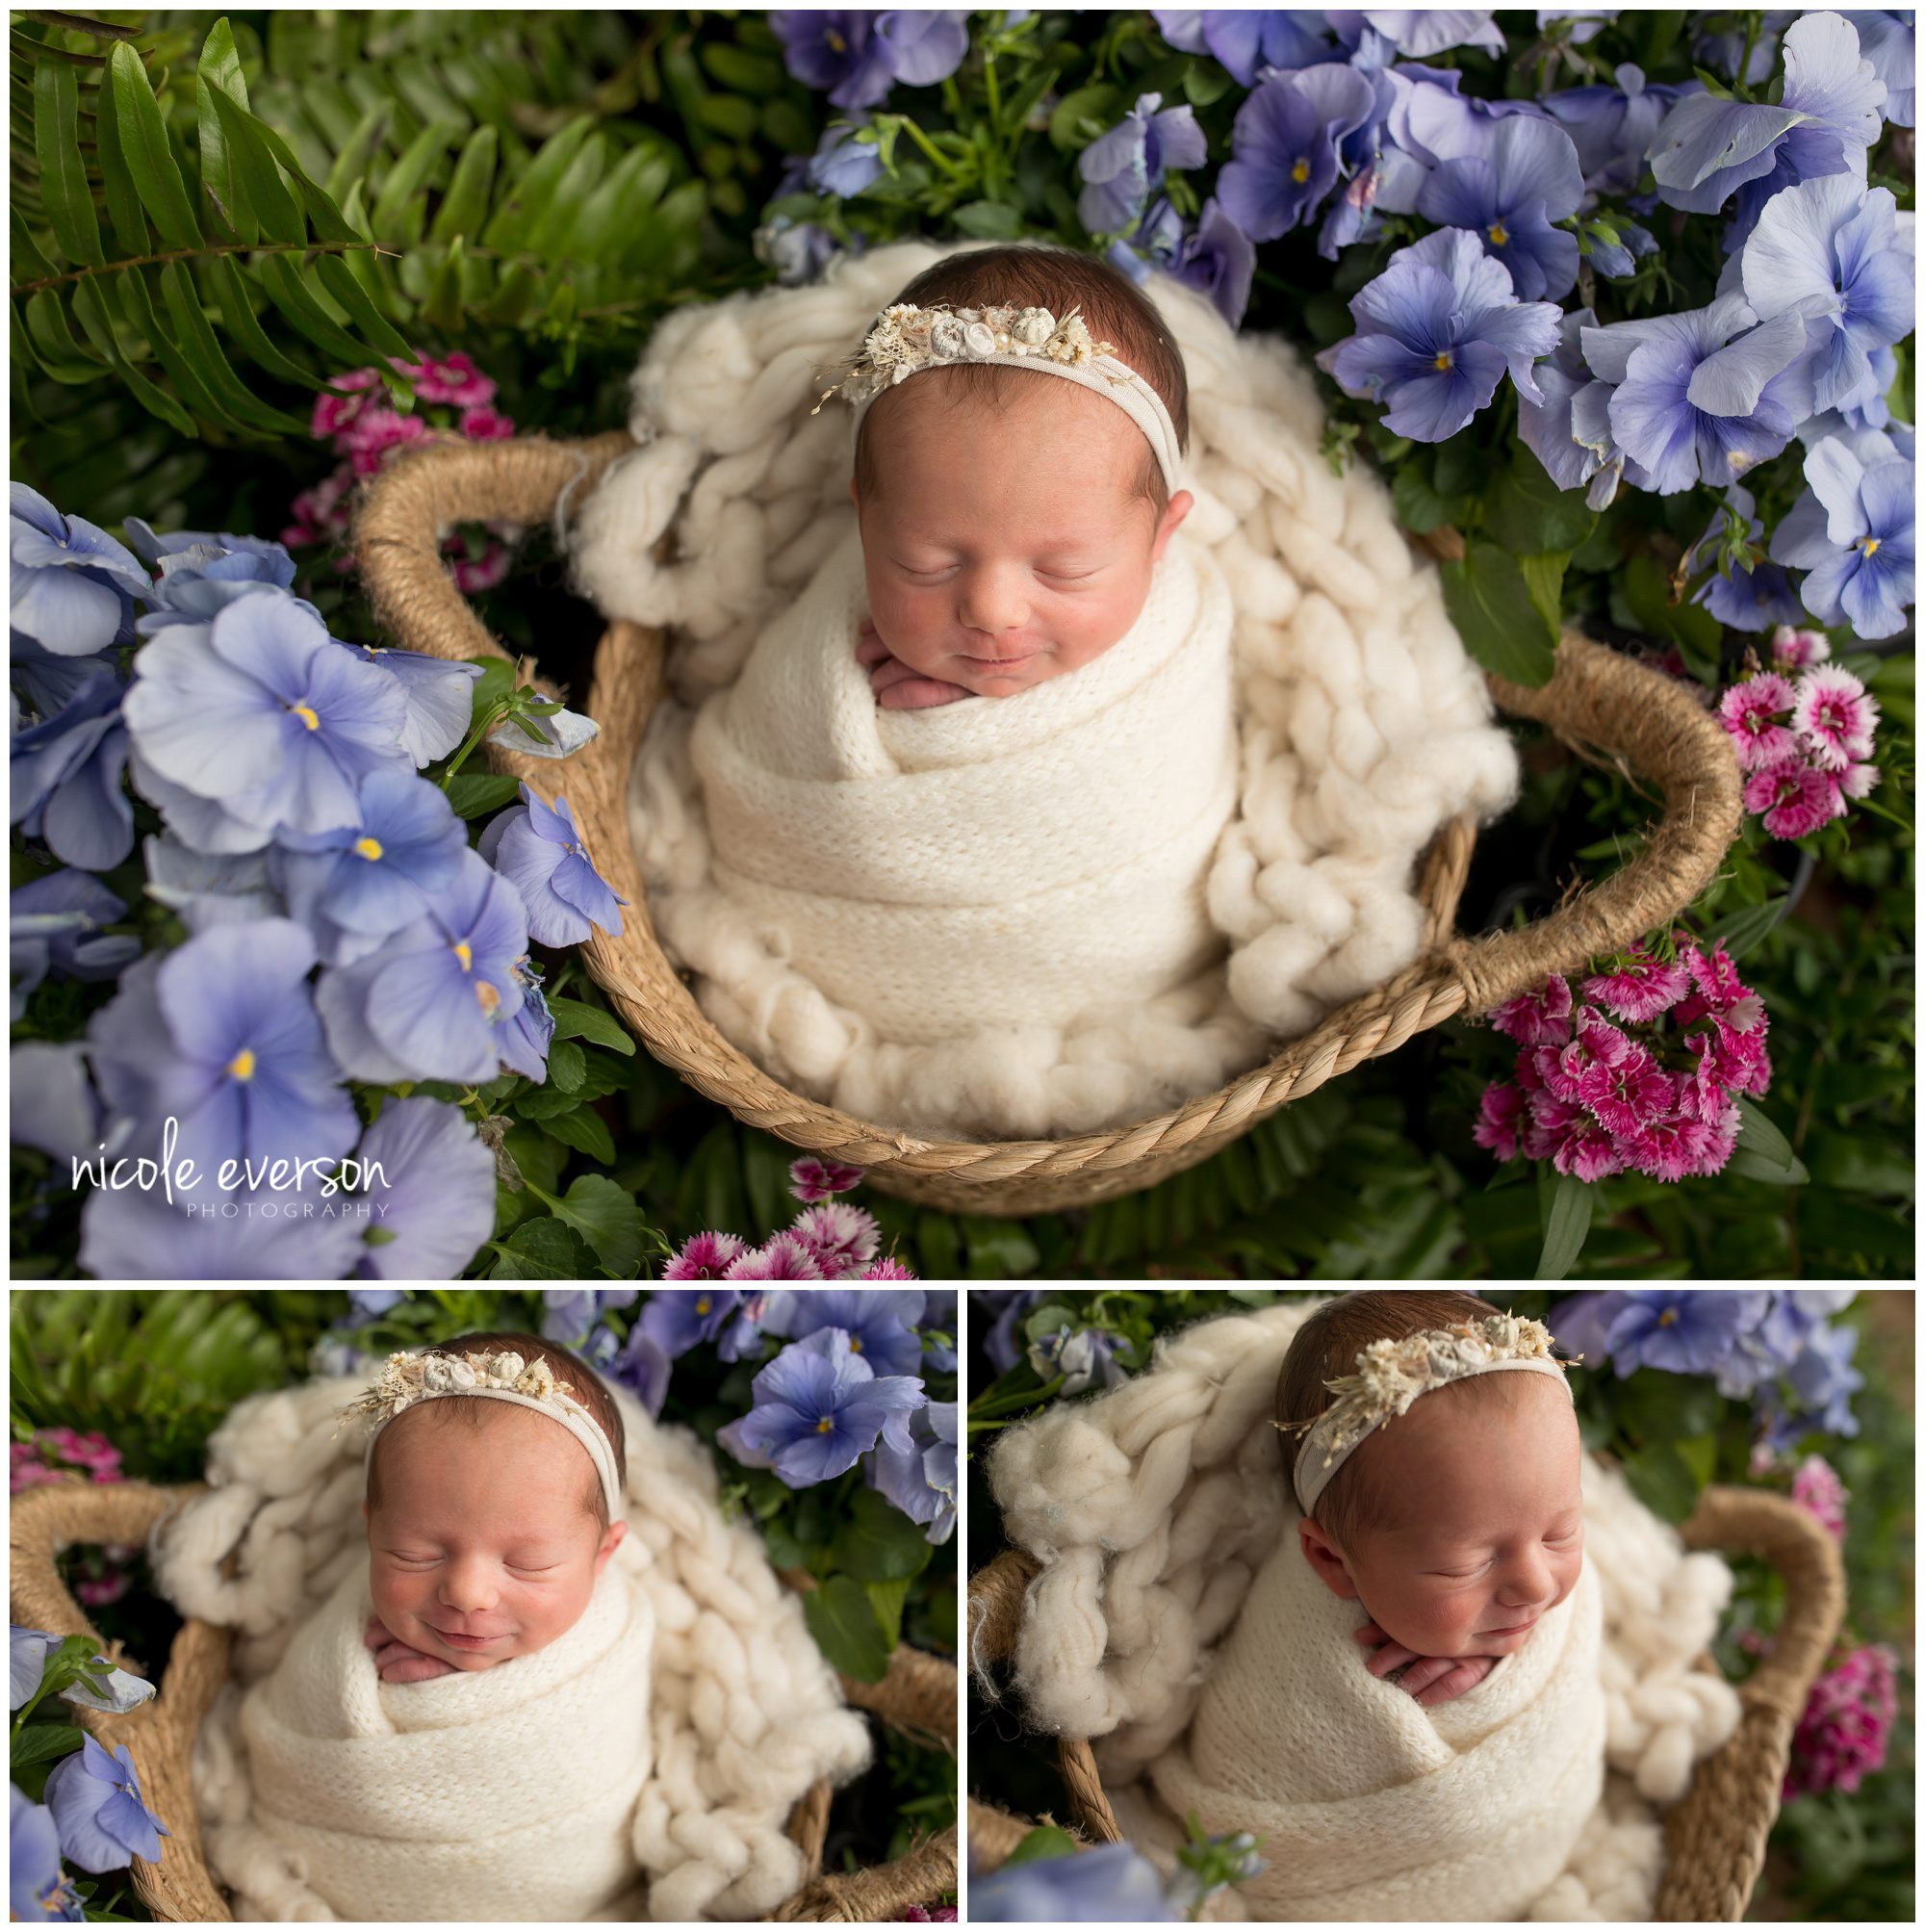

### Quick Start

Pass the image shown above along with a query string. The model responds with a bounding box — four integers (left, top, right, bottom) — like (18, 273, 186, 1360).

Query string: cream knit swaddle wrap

(209, 1549, 651, 1921)
(988, 1300, 1743, 1920)
(574, 241, 1520, 1140)
(153, 1376, 872, 1922)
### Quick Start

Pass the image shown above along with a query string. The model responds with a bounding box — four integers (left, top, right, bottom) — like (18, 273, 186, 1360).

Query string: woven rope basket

(967, 1482, 1847, 1920)
(353, 432, 1742, 1216)
(11, 1480, 957, 1924)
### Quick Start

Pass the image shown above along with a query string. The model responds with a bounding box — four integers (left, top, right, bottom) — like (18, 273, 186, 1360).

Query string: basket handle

(1440, 631, 1743, 1013)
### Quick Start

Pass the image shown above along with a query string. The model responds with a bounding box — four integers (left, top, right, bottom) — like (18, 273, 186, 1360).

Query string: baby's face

(365, 1404, 624, 1672)
(1305, 1375, 1584, 1662)
(853, 372, 1192, 700)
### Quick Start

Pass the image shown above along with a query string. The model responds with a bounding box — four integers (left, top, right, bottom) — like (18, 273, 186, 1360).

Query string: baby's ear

(1152, 488, 1194, 562)
(848, 477, 860, 508)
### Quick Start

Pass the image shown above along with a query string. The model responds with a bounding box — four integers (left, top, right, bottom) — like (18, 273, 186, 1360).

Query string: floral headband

(817, 299, 1186, 495)
(338, 1349, 624, 1521)
(1277, 1315, 1575, 1517)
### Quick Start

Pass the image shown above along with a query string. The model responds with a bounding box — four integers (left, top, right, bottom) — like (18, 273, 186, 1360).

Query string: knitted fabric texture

(197, 1548, 652, 1921)
(987, 1301, 1741, 1920)
(570, 242, 1519, 1137)
(152, 1374, 871, 1921)
(633, 522, 1254, 1137)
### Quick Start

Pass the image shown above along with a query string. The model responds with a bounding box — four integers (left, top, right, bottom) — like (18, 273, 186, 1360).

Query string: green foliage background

(8, 9, 1913, 1280)
(965, 1288, 1915, 1919)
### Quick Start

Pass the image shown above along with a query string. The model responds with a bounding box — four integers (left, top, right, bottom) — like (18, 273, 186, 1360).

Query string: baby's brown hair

(1278, 1292, 1526, 1556)
(851, 244, 1191, 515)
(364, 1330, 628, 1538)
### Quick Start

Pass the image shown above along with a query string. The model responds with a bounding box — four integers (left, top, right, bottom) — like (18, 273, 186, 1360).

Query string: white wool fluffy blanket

(203, 1548, 653, 1921)
(151, 1376, 871, 1921)
(987, 1301, 1743, 1921)
(571, 241, 1520, 1139)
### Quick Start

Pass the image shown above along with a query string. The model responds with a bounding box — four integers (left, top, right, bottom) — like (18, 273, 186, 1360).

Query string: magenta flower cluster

(282, 353, 518, 592)
(1789, 1452, 1851, 1541)
(1717, 627, 1883, 841)
(9, 1428, 122, 1494)
(1474, 940, 1769, 1183)
(665, 1158, 916, 1281)
(1784, 1642, 1900, 1800)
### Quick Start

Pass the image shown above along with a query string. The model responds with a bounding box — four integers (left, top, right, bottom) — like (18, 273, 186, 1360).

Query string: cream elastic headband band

(339, 1348, 624, 1521)
(1281, 1315, 1574, 1518)
(820, 299, 1186, 495)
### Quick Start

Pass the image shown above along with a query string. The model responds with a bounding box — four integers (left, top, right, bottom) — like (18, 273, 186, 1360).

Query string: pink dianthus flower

(1581, 951, 1690, 1024)
(459, 403, 516, 442)
(724, 1231, 827, 1280)
(789, 1157, 865, 1203)
(1717, 672, 1799, 770)
(346, 407, 430, 477)
(663, 1231, 749, 1280)
(1490, 974, 1573, 1047)
(1792, 666, 1880, 771)
(405, 351, 496, 407)
(790, 1201, 880, 1276)
(1743, 757, 1844, 840)
(1770, 625, 1831, 671)
(1784, 1643, 1898, 1799)
(1790, 1454, 1849, 1540)
(310, 368, 384, 444)
(1552, 1120, 1622, 1182)
(855, 1257, 918, 1279)
(1576, 1041, 1674, 1139)
(1473, 1081, 1527, 1161)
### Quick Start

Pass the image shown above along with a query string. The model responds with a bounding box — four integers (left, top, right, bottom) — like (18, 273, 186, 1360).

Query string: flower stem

(897, 115, 969, 182)
(439, 699, 512, 787)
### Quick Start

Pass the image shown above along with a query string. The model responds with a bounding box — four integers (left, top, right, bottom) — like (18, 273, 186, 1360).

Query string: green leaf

(194, 18, 255, 244)
(1519, 551, 1569, 636)
(1709, 895, 1791, 961)
(158, 262, 307, 434)
(489, 1214, 594, 1279)
(313, 251, 414, 359)
(1805, 1132, 1914, 1198)
(1620, 1440, 1702, 1523)
(70, 275, 196, 436)
(692, 93, 758, 141)
(113, 267, 251, 436)
(701, 43, 785, 93)
(1486, 454, 1597, 556)
(952, 199, 1026, 240)
(1182, 61, 1235, 107)
(542, 1102, 616, 1166)
(1533, 1173, 1594, 1280)
(482, 116, 596, 254)
(1613, 1368, 1724, 1445)
(547, 1036, 587, 1094)
(23, 291, 105, 382)
(108, 41, 202, 251)
(550, 1173, 647, 1276)
(11, 1721, 87, 1766)
(1796, 1189, 1914, 1260)
(372, 116, 461, 249)
(863, 1576, 910, 1650)
(325, 98, 395, 209)
(1391, 462, 1457, 534)
(90, 77, 150, 257)
(34, 59, 106, 270)
(201, 87, 303, 247)
(832, 1487, 936, 1584)
(445, 772, 522, 819)
(1441, 541, 1558, 686)
(548, 995, 636, 1057)
(254, 251, 382, 368)
(1049, 83, 1117, 151)
(12, 211, 60, 287)
(1724, 1096, 1810, 1186)
(801, 1575, 890, 1683)
(423, 235, 465, 333)
(429, 124, 498, 246)
(1004, 1826, 1080, 1868)
(248, 119, 360, 245)
(209, 254, 319, 388)
(482, 258, 543, 325)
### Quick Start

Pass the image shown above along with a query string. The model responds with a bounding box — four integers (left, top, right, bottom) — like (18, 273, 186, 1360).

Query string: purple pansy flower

(717, 1287, 795, 1361)
(1854, 9, 1915, 124)
(10, 667, 134, 873)
(1581, 295, 1813, 495)
(541, 1288, 639, 1346)
(42, 1734, 170, 1872)
(1770, 433, 1915, 638)
(1077, 91, 1207, 236)
(1153, 11, 1339, 87)
(478, 784, 628, 948)
(973, 1841, 1179, 1923)
(273, 769, 469, 966)
(1545, 64, 1701, 198)
(11, 1782, 80, 1922)
(865, 1398, 958, 1543)
(771, 11, 965, 111)
(78, 1174, 368, 1279)
(1217, 65, 1379, 243)
(11, 871, 140, 1014)
(314, 849, 531, 1085)
(1320, 228, 1562, 442)
(87, 917, 359, 1172)
(874, 12, 968, 90)
(1347, 10, 1505, 60)
(758, 217, 853, 287)
(344, 1287, 407, 1323)
(11, 1628, 62, 1712)
(9, 1041, 106, 1163)
(1168, 197, 1258, 327)
(346, 645, 483, 766)
(349, 1097, 498, 1279)
(10, 485, 151, 658)
(1784, 1315, 1866, 1434)
(494, 959, 552, 1082)
(1518, 306, 1630, 507)
(806, 126, 885, 198)
(978, 1288, 1042, 1374)
(641, 1287, 741, 1357)
(716, 1327, 925, 1487)
(607, 1322, 671, 1417)
(134, 537, 311, 631)
(1415, 114, 1587, 301)
(122, 594, 411, 846)
(1602, 1290, 1775, 1378)
(781, 1285, 926, 1376)
(1682, 485, 1809, 631)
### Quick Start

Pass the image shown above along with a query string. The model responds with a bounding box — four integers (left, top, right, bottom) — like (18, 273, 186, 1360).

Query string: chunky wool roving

(151, 1375, 871, 1921)
(570, 242, 1519, 1140)
(987, 1300, 1742, 1920)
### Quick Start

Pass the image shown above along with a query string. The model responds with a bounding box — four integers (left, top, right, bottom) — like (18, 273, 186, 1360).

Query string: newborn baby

(1150, 1293, 1606, 1920)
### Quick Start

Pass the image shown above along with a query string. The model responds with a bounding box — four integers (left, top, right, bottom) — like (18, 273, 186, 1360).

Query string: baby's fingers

(1415, 1659, 1495, 1707)
(1364, 1640, 1420, 1679)
(1352, 1622, 1390, 1647)
(1396, 1656, 1461, 1697)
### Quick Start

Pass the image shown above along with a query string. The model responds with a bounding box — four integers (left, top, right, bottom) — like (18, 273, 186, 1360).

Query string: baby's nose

(957, 567, 1029, 636)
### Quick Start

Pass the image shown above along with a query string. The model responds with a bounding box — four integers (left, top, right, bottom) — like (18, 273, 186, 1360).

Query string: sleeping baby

(216, 1334, 655, 1921)
(1149, 1293, 1608, 1920)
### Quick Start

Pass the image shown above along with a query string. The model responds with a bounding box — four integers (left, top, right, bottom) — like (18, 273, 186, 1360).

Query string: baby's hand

(856, 618, 972, 710)
(364, 1612, 458, 1684)
(1353, 1622, 1498, 1708)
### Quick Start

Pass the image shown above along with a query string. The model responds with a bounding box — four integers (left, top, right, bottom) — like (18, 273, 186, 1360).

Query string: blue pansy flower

(770, 11, 966, 111)
(642, 1287, 742, 1358)
(344, 1287, 408, 1323)
(1650, 13, 1886, 234)
(1545, 64, 1700, 198)
(865, 1398, 957, 1543)
(1152, 10, 1339, 86)
(11, 1781, 81, 1922)
(1167, 198, 1257, 329)
(1546, 1289, 1624, 1371)
(11, 870, 139, 1018)
(133, 544, 308, 631)
(1681, 485, 1808, 631)
(86, 916, 359, 1172)
(124, 521, 295, 579)
(77, 1172, 368, 1280)
(1217, 65, 1379, 243)
(11, 634, 115, 723)
(314, 848, 531, 1085)
(9, 1042, 106, 1164)
(1581, 294, 1813, 495)
(1078, 91, 1207, 236)
(141, 834, 277, 934)
(1696, 11, 1795, 87)
(1518, 306, 1630, 506)
(1770, 433, 1915, 638)
(1415, 115, 1587, 301)
(10, 667, 133, 873)
(807, 125, 885, 198)
(42, 1734, 170, 1872)
(1784, 1313, 1866, 1433)
(11, 1628, 62, 1713)
(716, 1288, 796, 1363)
(758, 217, 855, 288)
(1601, 1290, 1774, 1378)
(973, 1841, 1179, 1922)
(494, 956, 552, 1082)
(349, 1096, 500, 1280)
(10, 485, 152, 658)
(346, 645, 484, 767)
(273, 768, 470, 966)
(477, 783, 628, 948)
(541, 1287, 640, 1349)
(1028, 1324, 1129, 1395)
(58, 1663, 155, 1717)
(1854, 9, 1915, 125)
(1341, 10, 1506, 61)
(1742, 179, 1915, 419)
(122, 594, 411, 846)
(1320, 227, 1563, 442)
(783, 1286, 926, 1377)
(874, 12, 969, 91)
(978, 1288, 1042, 1373)
(716, 1327, 924, 1488)
(607, 1322, 672, 1417)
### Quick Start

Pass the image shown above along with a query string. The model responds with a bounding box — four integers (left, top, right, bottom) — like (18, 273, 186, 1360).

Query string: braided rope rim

(967, 1485, 1845, 1920)
(354, 434, 1742, 1214)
